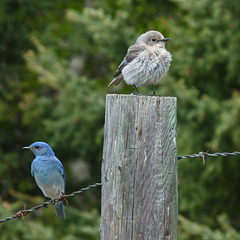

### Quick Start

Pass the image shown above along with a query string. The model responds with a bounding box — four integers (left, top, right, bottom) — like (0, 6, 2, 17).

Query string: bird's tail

(54, 201, 66, 219)
(108, 76, 123, 87)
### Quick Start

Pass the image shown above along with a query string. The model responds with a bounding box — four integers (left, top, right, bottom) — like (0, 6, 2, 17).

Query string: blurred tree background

(0, 0, 240, 239)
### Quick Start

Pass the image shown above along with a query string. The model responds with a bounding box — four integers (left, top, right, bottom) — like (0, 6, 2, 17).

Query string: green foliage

(1, 0, 240, 238)
(0, 199, 100, 240)
(179, 214, 240, 240)
(168, 0, 240, 232)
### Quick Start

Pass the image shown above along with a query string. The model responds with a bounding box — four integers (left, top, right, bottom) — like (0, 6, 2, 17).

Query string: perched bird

(23, 142, 66, 218)
(108, 30, 172, 95)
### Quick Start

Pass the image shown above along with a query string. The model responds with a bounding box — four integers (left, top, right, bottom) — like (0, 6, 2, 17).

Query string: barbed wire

(0, 182, 102, 224)
(178, 151, 240, 164)
(1, 151, 240, 224)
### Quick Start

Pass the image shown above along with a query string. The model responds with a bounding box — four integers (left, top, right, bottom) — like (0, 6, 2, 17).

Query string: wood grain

(101, 94, 178, 240)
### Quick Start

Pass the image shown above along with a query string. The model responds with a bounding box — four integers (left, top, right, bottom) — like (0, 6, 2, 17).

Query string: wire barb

(1, 151, 240, 224)
(14, 205, 29, 219)
(178, 151, 240, 161)
(0, 182, 102, 224)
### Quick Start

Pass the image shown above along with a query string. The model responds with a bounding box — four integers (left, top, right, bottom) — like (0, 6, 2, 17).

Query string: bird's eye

(35, 146, 40, 149)
(151, 38, 156, 42)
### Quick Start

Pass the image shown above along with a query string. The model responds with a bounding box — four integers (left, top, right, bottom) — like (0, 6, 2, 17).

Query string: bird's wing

(55, 158, 66, 184)
(31, 166, 35, 177)
(32, 156, 65, 184)
(125, 44, 146, 64)
(108, 44, 145, 86)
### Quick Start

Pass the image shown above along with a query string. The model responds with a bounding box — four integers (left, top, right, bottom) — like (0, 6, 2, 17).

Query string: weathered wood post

(101, 94, 178, 240)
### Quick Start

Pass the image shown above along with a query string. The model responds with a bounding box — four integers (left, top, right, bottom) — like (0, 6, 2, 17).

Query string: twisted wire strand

(178, 151, 240, 160)
(1, 151, 240, 224)
(0, 182, 102, 224)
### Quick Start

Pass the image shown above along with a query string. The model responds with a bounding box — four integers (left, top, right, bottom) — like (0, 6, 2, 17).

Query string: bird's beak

(22, 146, 30, 150)
(162, 38, 171, 42)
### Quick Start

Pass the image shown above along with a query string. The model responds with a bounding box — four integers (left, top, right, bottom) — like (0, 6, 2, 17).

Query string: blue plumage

(24, 141, 66, 218)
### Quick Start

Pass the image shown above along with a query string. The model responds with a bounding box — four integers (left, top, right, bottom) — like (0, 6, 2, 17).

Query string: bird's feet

(56, 192, 69, 206)
(133, 85, 141, 95)
(151, 85, 156, 96)
(42, 197, 49, 208)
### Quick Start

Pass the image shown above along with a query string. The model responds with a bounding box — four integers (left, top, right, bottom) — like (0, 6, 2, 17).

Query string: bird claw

(42, 198, 49, 208)
(62, 197, 69, 206)
(42, 202, 49, 208)
(55, 192, 69, 206)
(61, 192, 69, 206)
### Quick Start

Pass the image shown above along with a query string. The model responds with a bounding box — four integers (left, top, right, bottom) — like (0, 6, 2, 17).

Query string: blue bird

(23, 142, 66, 218)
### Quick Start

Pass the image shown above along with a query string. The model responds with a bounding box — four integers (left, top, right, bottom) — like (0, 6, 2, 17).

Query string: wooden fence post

(101, 94, 178, 240)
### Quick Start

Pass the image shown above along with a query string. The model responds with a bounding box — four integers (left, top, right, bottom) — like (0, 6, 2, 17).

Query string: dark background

(0, 0, 240, 239)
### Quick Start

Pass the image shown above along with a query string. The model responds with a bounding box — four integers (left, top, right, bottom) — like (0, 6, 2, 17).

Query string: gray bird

(108, 30, 172, 95)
